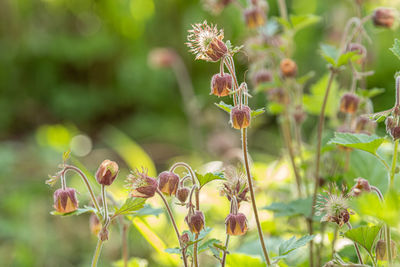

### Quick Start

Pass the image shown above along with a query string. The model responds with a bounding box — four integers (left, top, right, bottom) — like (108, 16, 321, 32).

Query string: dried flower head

(187, 21, 227, 62)
(53, 187, 79, 213)
(126, 168, 158, 198)
(221, 167, 249, 204)
(316, 184, 351, 227)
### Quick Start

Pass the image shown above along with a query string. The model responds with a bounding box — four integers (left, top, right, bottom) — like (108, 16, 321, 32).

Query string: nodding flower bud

(252, 69, 273, 87)
(126, 169, 158, 198)
(355, 116, 371, 133)
(386, 116, 395, 134)
(340, 93, 360, 114)
(158, 171, 180, 196)
(244, 7, 266, 29)
(293, 106, 307, 124)
(373, 8, 397, 28)
(96, 160, 119, 186)
(53, 187, 79, 213)
(185, 211, 205, 234)
(376, 239, 397, 261)
(346, 43, 366, 63)
(207, 38, 228, 62)
(280, 58, 298, 78)
(225, 213, 248, 236)
(176, 187, 190, 203)
(351, 178, 371, 197)
(180, 232, 190, 246)
(89, 214, 102, 236)
(230, 105, 251, 129)
(211, 73, 232, 97)
(391, 126, 400, 140)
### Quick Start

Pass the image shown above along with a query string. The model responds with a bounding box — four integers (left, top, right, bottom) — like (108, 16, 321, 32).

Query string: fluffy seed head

(53, 187, 79, 213)
(221, 166, 249, 204)
(126, 168, 158, 198)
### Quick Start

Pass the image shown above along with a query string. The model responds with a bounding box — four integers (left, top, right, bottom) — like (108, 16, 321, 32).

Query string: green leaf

(198, 238, 222, 253)
(337, 51, 361, 67)
(195, 171, 225, 188)
(277, 235, 315, 258)
(297, 71, 315, 85)
(50, 205, 97, 216)
(113, 257, 148, 267)
(264, 198, 318, 219)
(113, 198, 146, 217)
(290, 14, 321, 32)
(357, 87, 385, 99)
(328, 132, 385, 155)
(133, 204, 163, 217)
(164, 247, 181, 254)
(389, 38, 400, 61)
(251, 108, 265, 118)
(215, 101, 233, 114)
(344, 225, 382, 254)
(226, 254, 266, 267)
(320, 44, 338, 66)
(267, 102, 284, 114)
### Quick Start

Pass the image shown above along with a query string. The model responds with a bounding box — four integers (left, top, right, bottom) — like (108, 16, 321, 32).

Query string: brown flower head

(202, 0, 232, 15)
(244, 6, 266, 29)
(376, 239, 397, 260)
(350, 178, 371, 197)
(340, 93, 360, 114)
(316, 184, 352, 227)
(187, 21, 227, 62)
(185, 210, 205, 234)
(176, 187, 190, 203)
(126, 168, 158, 198)
(373, 8, 397, 28)
(267, 88, 289, 104)
(225, 213, 248, 236)
(230, 105, 251, 129)
(158, 171, 180, 196)
(280, 58, 298, 78)
(53, 187, 79, 213)
(96, 159, 119, 186)
(211, 73, 232, 97)
(252, 69, 273, 87)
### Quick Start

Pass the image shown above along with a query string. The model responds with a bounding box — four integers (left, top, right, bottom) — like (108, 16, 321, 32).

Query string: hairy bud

(96, 160, 119, 186)
(225, 213, 248, 236)
(230, 105, 251, 129)
(211, 73, 232, 97)
(340, 93, 360, 114)
(293, 106, 307, 124)
(252, 69, 273, 87)
(280, 58, 297, 78)
(158, 171, 180, 196)
(351, 178, 371, 197)
(373, 8, 397, 28)
(176, 187, 190, 203)
(185, 211, 205, 234)
(244, 7, 266, 29)
(376, 239, 397, 261)
(180, 232, 190, 246)
(53, 187, 79, 213)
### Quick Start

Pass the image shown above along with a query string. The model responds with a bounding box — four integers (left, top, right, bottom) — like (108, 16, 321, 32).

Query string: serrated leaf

(328, 132, 385, 155)
(320, 44, 339, 66)
(337, 51, 361, 67)
(133, 204, 163, 217)
(198, 238, 221, 253)
(344, 225, 382, 254)
(215, 101, 233, 113)
(113, 198, 146, 217)
(195, 171, 225, 188)
(278, 235, 315, 258)
(390, 39, 400, 61)
(51, 205, 97, 216)
(263, 197, 318, 219)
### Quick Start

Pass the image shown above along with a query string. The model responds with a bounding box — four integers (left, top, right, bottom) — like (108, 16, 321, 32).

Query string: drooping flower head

(126, 168, 158, 198)
(186, 21, 227, 62)
(316, 183, 352, 227)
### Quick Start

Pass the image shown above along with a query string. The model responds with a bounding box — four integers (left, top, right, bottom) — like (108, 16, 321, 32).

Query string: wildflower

(252, 69, 273, 87)
(373, 8, 397, 28)
(230, 105, 251, 129)
(376, 239, 397, 260)
(267, 88, 288, 104)
(293, 105, 307, 124)
(221, 167, 249, 204)
(126, 168, 158, 198)
(180, 232, 190, 246)
(244, 6, 266, 29)
(95, 160, 119, 186)
(340, 93, 360, 114)
(187, 21, 227, 62)
(350, 178, 371, 197)
(280, 58, 297, 78)
(211, 73, 232, 97)
(53, 187, 79, 213)
(316, 184, 351, 227)
(158, 171, 180, 196)
(225, 213, 248, 236)
(176, 187, 190, 203)
(185, 210, 205, 233)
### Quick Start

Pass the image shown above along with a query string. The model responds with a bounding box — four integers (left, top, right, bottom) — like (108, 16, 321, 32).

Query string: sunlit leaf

(357, 87, 385, 99)
(215, 101, 233, 113)
(226, 253, 266, 267)
(50, 205, 97, 216)
(267, 102, 284, 114)
(251, 108, 265, 118)
(344, 225, 382, 254)
(113, 257, 148, 267)
(389, 38, 400, 61)
(263, 197, 320, 220)
(276, 235, 315, 259)
(113, 198, 146, 217)
(320, 44, 338, 66)
(290, 14, 321, 32)
(328, 132, 385, 155)
(195, 171, 225, 188)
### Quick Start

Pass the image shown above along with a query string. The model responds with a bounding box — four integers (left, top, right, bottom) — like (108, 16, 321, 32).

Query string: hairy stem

(91, 239, 104, 267)
(242, 128, 271, 265)
(101, 185, 108, 222)
(221, 235, 230, 267)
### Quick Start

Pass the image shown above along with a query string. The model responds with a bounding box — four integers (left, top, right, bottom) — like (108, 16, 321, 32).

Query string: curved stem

(122, 223, 129, 267)
(91, 238, 104, 267)
(62, 165, 101, 214)
(346, 222, 364, 264)
(389, 139, 398, 189)
(309, 70, 336, 267)
(241, 128, 271, 265)
(156, 189, 188, 267)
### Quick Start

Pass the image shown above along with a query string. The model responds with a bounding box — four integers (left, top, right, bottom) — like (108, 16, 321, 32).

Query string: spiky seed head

(126, 168, 158, 198)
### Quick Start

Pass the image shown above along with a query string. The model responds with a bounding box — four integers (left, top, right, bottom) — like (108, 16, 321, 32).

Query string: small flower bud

(280, 58, 297, 78)
(355, 116, 370, 133)
(351, 178, 371, 197)
(53, 187, 79, 213)
(340, 93, 360, 114)
(230, 105, 251, 129)
(206, 38, 228, 62)
(225, 213, 248, 236)
(185, 211, 205, 234)
(126, 169, 158, 198)
(376, 239, 397, 261)
(391, 126, 400, 140)
(373, 8, 397, 28)
(96, 160, 119, 186)
(244, 7, 266, 29)
(176, 187, 190, 203)
(386, 116, 395, 134)
(293, 106, 307, 124)
(89, 214, 102, 236)
(180, 232, 190, 246)
(211, 73, 232, 97)
(158, 171, 180, 196)
(252, 69, 273, 87)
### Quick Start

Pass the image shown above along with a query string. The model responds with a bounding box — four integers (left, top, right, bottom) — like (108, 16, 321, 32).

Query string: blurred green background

(1, 0, 400, 266)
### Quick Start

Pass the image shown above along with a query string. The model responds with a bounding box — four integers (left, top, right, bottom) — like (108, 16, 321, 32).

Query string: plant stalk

(91, 238, 104, 267)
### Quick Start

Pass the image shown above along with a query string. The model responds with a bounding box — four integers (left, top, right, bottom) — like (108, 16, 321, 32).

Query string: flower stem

(241, 128, 271, 265)
(386, 225, 392, 264)
(101, 185, 108, 222)
(309, 70, 336, 267)
(277, 0, 288, 21)
(91, 238, 104, 267)
(156, 189, 188, 267)
(389, 139, 398, 189)
(221, 235, 230, 267)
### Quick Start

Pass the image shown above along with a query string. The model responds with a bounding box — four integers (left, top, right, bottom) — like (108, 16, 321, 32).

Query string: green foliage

(328, 132, 386, 155)
(357, 87, 385, 99)
(50, 205, 97, 216)
(113, 257, 148, 267)
(195, 171, 225, 188)
(344, 225, 382, 255)
(264, 197, 320, 220)
(277, 14, 321, 33)
(274, 235, 315, 260)
(319, 44, 360, 67)
(226, 254, 266, 267)
(215, 101, 265, 118)
(390, 39, 400, 61)
(113, 198, 146, 217)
